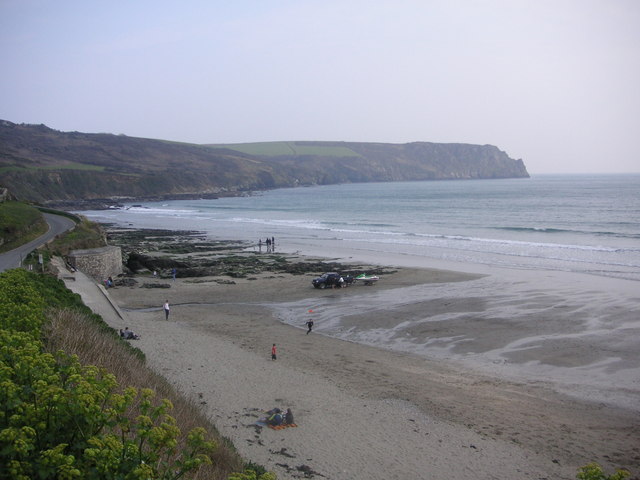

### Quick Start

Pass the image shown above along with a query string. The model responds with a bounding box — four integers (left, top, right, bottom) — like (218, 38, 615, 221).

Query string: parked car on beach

(311, 272, 354, 289)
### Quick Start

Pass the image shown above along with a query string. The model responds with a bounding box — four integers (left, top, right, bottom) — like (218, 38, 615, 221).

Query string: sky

(1, 0, 639, 174)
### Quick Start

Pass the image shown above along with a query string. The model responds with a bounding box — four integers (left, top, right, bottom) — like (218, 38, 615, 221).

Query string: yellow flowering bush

(0, 269, 215, 479)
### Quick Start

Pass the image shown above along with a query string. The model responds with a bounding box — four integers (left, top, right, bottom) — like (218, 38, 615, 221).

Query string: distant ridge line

(0, 120, 529, 207)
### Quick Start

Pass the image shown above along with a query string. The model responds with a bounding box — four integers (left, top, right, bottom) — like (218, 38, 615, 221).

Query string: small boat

(355, 273, 379, 285)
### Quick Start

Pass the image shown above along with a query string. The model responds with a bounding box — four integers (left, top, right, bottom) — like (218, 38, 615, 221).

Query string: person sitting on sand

(266, 410, 283, 426)
(120, 327, 140, 340)
(284, 408, 294, 425)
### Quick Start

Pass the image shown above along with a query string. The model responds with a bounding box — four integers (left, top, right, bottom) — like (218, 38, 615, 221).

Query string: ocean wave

(387, 235, 638, 263)
(110, 207, 635, 259)
(376, 232, 622, 253)
(347, 238, 640, 275)
(324, 222, 397, 229)
(226, 217, 327, 230)
(125, 206, 201, 215)
(206, 215, 632, 255)
(493, 225, 640, 240)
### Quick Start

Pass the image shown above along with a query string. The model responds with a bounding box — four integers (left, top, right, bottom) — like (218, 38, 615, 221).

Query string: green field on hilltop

(0, 162, 106, 173)
(213, 141, 362, 157)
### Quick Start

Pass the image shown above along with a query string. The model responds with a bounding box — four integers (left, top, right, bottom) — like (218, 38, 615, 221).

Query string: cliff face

(261, 141, 529, 184)
(0, 121, 528, 205)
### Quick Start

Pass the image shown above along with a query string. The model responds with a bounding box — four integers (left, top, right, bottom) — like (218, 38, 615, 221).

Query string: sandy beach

(66, 244, 640, 480)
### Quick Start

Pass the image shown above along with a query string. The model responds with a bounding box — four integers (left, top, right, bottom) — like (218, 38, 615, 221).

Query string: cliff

(0, 120, 528, 206)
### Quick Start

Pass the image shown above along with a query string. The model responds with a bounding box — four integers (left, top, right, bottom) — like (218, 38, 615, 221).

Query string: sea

(79, 174, 640, 282)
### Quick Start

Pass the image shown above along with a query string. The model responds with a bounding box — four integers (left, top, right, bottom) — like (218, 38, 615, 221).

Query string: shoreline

(96, 228, 639, 479)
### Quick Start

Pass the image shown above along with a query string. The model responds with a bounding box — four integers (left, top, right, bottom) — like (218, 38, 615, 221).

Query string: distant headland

(0, 120, 528, 208)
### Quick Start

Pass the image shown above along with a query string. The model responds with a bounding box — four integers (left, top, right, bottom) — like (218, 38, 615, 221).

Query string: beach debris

(296, 464, 321, 476)
(140, 283, 171, 288)
(270, 447, 296, 458)
(247, 424, 263, 434)
(275, 463, 325, 478)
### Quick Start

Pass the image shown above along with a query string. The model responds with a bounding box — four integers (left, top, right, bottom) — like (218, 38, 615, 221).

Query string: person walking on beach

(306, 319, 314, 334)
(271, 343, 277, 360)
(163, 300, 170, 320)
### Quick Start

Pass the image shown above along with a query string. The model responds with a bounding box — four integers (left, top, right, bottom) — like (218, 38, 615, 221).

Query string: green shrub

(43, 217, 106, 257)
(0, 268, 47, 336)
(0, 269, 216, 479)
(577, 463, 631, 480)
(228, 469, 277, 480)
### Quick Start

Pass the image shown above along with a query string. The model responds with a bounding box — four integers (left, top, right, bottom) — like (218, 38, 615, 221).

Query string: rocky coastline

(104, 225, 396, 285)
(44, 191, 243, 211)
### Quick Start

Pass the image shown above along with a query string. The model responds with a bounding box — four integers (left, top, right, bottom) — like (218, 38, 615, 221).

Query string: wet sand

(100, 255, 640, 480)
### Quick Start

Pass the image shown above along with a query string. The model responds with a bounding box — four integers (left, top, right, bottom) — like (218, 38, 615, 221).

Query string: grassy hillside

(0, 201, 48, 252)
(42, 216, 106, 256)
(0, 120, 529, 206)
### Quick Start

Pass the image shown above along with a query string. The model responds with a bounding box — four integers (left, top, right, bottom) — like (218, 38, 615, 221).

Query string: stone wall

(67, 245, 122, 282)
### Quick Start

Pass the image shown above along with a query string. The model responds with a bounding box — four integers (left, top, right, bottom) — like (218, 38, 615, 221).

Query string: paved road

(0, 211, 125, 320)
(0, 212, 76, 272)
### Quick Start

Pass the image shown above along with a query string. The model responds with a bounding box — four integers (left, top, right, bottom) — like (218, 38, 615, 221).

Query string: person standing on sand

(306, 319, 314, 334)
(163, 300, 170, 320)
(271, 343, 277, 360)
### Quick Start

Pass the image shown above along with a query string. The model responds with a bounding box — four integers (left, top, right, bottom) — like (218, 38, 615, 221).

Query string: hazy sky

(1, 1, 639, 174)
